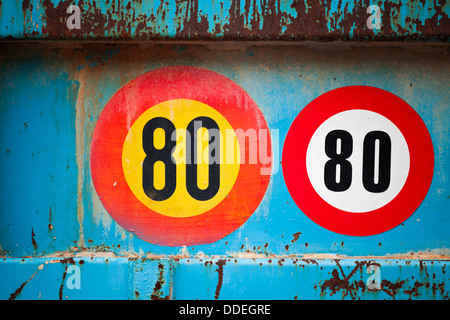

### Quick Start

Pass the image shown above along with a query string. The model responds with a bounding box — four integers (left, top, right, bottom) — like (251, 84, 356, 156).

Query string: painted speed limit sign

(91, 66, 272, 246)
(282, 86, 434, 236)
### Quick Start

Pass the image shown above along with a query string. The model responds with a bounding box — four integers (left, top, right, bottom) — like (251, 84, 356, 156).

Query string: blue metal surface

(172, 258, 449, 300)
(1, 257, 448, 300)
(0, 0, 449, 41)
(1, 42, 449, 257)
(0, 257, 171, 300)
(0, 1, 449, 302)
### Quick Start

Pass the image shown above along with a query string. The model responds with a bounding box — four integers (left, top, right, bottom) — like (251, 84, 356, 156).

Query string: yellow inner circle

(122, 99, 240, 218)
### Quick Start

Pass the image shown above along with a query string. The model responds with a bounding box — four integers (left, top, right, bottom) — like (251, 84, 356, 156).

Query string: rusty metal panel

(0, 0, 449, 41)
(172, 258, 449, 300)
(1, 41, 448, 301)
(0, 257, 172, 299)
(0, 0, 449, 305)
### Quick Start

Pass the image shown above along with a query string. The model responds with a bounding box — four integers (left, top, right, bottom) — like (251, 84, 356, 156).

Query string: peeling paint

(0, 23, 449, 299)
(0, 0, 448, 41)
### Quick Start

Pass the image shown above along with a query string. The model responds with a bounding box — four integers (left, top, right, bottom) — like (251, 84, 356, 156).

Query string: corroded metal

(0, 0, 449, 41)
(2, 257, 448, 300)
(0, 5, 449, 299)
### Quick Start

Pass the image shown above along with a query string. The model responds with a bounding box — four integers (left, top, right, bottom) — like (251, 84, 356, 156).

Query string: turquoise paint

(0, 0, 448, 40)
(0, 257, 171, 300)
(0, 50, 79, 257)
(1, 257, 447, 299)
(1, 42, 448, 259)
(0, 4, 448, 297)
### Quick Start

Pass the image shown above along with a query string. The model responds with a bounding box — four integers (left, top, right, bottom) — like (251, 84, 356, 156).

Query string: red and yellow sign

(91, 66, 272, 246)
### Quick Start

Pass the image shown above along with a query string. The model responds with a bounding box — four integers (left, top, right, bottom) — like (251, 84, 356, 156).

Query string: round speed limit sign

(282, 86, 434, 236)
(91, 66, 272, 246)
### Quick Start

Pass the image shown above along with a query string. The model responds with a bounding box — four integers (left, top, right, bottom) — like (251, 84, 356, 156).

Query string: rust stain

(214, 259, 226, 300)
(303, 259, 319, 265)
(15, 0, 449, 41)
(60, 257, 76, 264)
(48, 206, 53, 232)
(31, 228, 37, 250)
(175, 0, 209, 39)
(380, 279, 405, 299)
(9, 277, 32, 300)
(151, 262, 169, 300)
(320, 260, 366, 300)
(319, 259, 448, 299)
(8, 264, 44, 300)
(291, 232, 301, 243)
(58, 266, 68, 300)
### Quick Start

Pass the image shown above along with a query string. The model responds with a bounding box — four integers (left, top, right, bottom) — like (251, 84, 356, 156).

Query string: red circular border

(91, 66, 271, 246)
(282, 86, 434, 236)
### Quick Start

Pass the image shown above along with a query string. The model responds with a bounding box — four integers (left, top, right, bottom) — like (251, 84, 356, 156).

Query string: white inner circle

(306, 110, 410, 213)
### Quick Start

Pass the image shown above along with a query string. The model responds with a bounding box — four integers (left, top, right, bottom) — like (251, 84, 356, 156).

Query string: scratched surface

(0, 257, 447, 299)
(172, 258, 449, 300)
(0, 0, 449, 41)
(0, 257, 172, 300)
(0, 41, 449, 299)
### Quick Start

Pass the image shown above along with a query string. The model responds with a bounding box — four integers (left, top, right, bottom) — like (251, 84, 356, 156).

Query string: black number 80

(324, 130, 391, 193)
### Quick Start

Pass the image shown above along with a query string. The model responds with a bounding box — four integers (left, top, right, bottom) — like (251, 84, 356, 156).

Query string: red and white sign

(282, 86, 434, 236)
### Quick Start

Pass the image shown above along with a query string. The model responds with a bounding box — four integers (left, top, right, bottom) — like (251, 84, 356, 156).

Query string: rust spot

(403, 281, 425, 299)
(381, 279, 405, 299)
(437, 282, 447, 297)
(48, 207, 53, 232)
(214, 259, 226, 300)
(59, 266, 68, 300)
(321, 269, 349, 296)
(291, 232, 301, 243)
(285, 244, 289, 251)
(151, 262, 169, 300)
(175, 0, 210, 39)
(320, 260, 366, 300)
(9, 281, 27, 300)
(31, 228, 37, 250)
(8, 266, 42, 300)
(303, 259, 319, 265)
(60, 257, 75, 265)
